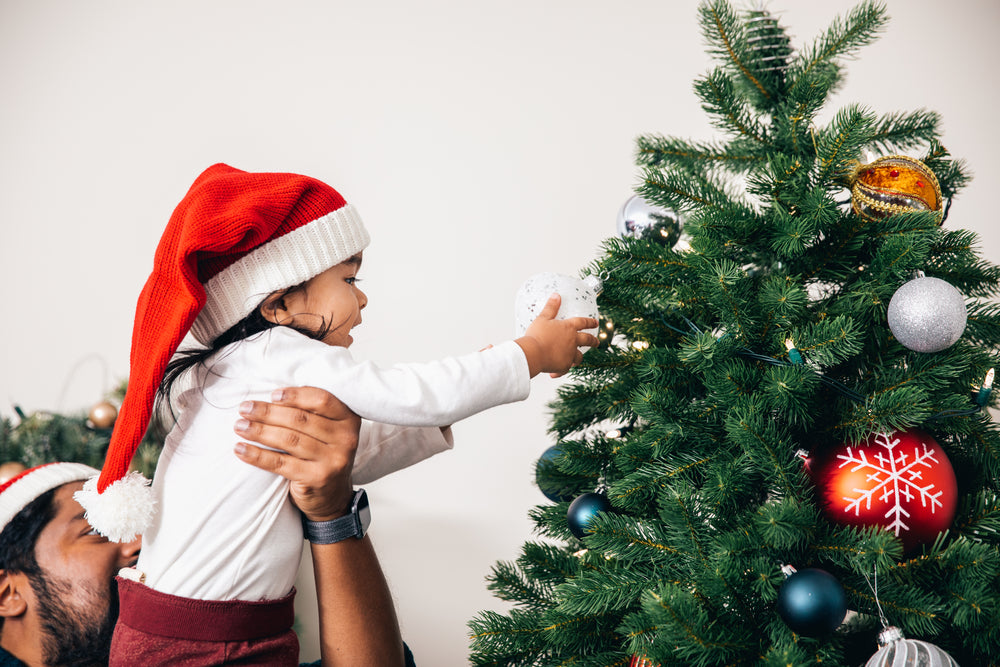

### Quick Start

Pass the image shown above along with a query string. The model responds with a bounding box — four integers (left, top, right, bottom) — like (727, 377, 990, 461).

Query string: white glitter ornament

(864, 626, 958, 667)
(514, 272, 600, 340)
(887, 276, 967, 353)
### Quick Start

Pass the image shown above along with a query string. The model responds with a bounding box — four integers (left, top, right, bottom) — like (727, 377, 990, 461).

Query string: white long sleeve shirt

(136, 327, 530, 601)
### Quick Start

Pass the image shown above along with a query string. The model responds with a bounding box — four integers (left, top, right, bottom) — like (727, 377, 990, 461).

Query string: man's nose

(118, 535, 142, 565)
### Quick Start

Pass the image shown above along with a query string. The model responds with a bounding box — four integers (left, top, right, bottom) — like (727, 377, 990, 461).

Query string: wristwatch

(302, 489, 371, 544)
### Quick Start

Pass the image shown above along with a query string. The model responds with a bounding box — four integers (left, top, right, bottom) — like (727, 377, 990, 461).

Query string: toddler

(76, 163, 598, 663)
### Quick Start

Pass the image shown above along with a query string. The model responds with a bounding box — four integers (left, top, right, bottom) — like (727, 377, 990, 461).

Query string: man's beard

(32, 568, 118, 667)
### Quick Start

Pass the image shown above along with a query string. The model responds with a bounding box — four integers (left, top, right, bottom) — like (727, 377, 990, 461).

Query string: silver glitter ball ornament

(887, 276, 967, 353)
(864, 626, 958, 667)
(616, 195, 682, 247)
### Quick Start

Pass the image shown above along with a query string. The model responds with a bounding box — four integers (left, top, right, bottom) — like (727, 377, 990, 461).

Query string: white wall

(1, 1, 997, 664)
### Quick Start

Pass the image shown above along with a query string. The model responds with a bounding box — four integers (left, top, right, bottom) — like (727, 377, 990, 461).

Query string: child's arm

(514, 293, 600, 377)
(267, 293, 598, 427)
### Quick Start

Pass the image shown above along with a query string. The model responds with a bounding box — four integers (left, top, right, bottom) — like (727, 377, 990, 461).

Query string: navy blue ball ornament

(776, 567, 847, 637)
(535, 445, 573, 503)
(567, 492, 611, 539)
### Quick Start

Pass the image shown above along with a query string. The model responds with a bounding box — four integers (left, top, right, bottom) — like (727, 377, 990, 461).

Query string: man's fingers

(234, 442, 301, 477)
(270, 386, 358, 423)
(235, 412, 322, 458)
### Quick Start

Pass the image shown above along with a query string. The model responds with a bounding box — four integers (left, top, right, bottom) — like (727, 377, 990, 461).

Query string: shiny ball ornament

(809, 428, 957, 552)
(887, 276, 967, 353)
(514, 272, 600, 338)
(776, 567, 847, 637)
(849, 155, 943, 222)
(88, 400, 118, 429)
(567, 492, 611, 539)
(617, 195, 683, 247)
(535, 445, 573, 503)
(0, 461, 27, 485)
(864, 626, 958, 667)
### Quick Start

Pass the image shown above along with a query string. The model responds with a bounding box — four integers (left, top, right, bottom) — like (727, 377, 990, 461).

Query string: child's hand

(515, 293, 599, 378)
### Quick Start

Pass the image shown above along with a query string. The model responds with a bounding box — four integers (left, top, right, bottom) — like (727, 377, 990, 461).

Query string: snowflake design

(836, 431, 945, 536)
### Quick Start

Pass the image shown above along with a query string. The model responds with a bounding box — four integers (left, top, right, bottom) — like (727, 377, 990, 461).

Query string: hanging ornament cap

(849, 155, 943, 222)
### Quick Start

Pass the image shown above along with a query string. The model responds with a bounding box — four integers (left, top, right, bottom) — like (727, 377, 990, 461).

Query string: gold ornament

(0, 461, 27, 484)
(88, 400, 118, 429)
(849, 155, 943, 222)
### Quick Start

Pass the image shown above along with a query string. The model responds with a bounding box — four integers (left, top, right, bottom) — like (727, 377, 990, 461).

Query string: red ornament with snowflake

(629, 656, 659, 667)
(809, 428, 958, 552)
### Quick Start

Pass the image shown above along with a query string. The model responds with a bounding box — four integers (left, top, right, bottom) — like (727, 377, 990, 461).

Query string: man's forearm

(311, 536, 404, 666)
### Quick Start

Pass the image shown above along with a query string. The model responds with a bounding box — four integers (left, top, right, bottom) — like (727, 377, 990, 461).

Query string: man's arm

(233, 387, 405, 667)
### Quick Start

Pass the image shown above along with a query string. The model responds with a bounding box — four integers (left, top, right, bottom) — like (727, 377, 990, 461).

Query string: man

(0, 387, 415, 666)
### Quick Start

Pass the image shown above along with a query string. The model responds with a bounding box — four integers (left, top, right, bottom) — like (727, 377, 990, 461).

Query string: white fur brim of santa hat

(0, 462, 100, 533)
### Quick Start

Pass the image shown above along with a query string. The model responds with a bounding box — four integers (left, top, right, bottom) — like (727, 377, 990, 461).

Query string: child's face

(284, 253, 367, 347)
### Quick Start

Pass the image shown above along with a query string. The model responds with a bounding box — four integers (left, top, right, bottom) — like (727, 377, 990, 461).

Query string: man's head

(0, 463, 141, 666)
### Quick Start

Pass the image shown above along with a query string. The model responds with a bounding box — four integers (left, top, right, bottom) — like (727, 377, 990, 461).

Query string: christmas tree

(0, 381, 164, 481)
(469, 2, 1000, 665)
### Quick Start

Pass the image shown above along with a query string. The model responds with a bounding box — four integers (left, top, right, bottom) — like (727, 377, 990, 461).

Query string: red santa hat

(0, 463, 100, 533)
(74, 163, 370, 542)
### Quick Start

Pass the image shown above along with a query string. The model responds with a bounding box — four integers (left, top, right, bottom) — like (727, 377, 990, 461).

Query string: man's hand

(233, 386, 361, 522)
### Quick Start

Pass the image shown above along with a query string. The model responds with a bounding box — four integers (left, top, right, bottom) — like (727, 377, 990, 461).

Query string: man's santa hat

(75, 163, 370, 542)
(0, 463, 100, 533)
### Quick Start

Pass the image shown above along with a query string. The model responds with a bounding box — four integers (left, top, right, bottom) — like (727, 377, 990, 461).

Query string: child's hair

(156, 283, 333, 413)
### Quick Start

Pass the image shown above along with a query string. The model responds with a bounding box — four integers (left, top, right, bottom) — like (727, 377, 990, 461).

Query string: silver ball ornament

(617, 195, 682, 247)
(887, 276, 967, 353)
(514, 272, 600, 339)
(864, 626, 958, 667)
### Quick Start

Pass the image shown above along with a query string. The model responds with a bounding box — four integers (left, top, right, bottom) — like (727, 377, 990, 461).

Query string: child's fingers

(535, 293, 562, 321)
(578, 332, 600, 348)
(563, 316, 598, 331)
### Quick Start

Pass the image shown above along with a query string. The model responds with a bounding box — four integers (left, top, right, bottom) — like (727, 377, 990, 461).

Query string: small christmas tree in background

(0, 380, 164, 480)
(470, 2, 1000, 665)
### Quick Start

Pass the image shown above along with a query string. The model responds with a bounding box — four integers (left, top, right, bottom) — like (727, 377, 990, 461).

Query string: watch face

(355, 489, 371, 534)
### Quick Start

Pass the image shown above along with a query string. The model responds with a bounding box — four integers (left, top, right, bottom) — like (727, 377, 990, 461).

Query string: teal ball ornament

(535, 445, 573, 503)
(776, 568, 847, 637)
(567, 492, 611, 539)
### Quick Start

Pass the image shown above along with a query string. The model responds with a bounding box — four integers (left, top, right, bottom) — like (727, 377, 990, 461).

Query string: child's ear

(259, 293, 289, 325)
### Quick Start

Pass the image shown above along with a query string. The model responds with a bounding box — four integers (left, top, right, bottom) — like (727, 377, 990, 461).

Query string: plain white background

(2, 1, 998, 664)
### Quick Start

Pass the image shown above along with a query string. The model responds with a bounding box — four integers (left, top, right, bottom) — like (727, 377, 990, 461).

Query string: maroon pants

(110, 577, 299, 666)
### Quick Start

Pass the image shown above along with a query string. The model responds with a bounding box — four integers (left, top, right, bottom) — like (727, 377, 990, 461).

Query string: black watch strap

(302, 489, 370, 544)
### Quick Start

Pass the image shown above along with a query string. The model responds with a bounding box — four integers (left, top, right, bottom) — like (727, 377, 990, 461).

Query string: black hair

(157, 285, 333, 412)
(0, 487, 57, 576)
